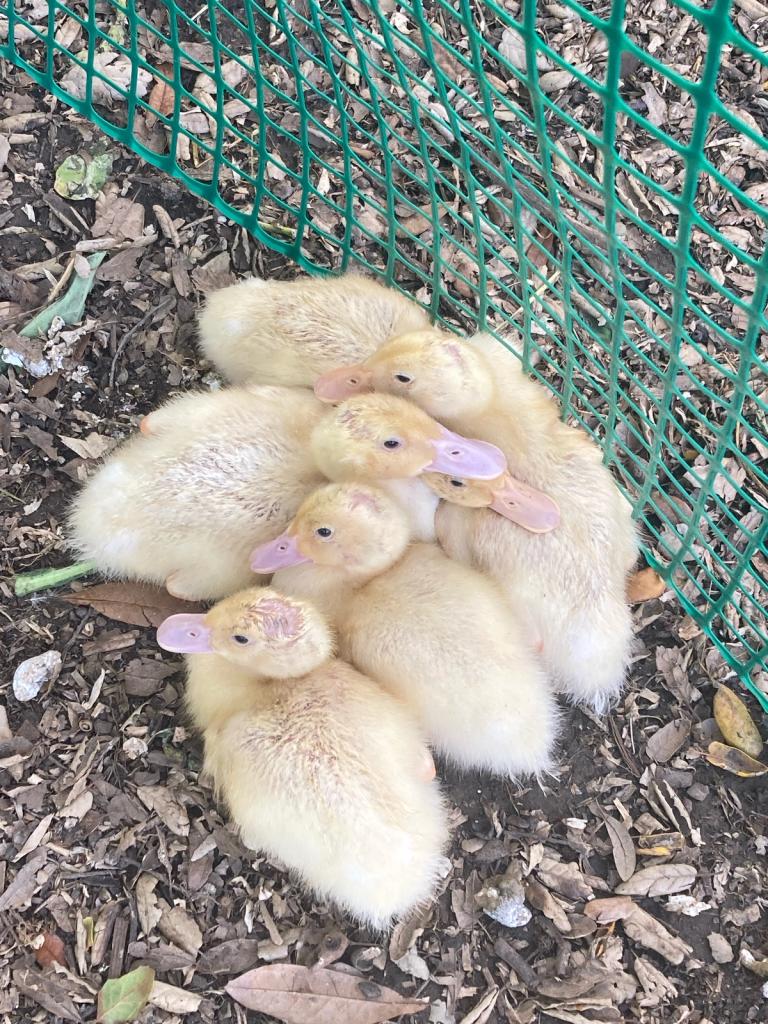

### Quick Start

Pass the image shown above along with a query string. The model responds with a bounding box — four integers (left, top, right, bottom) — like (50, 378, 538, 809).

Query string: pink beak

(427, 428, 507, 480)
(157, 613, 213, 653)
(314, 364, 373, 402)
(250, 533, 312, 573)
(489, 473, 561, 533)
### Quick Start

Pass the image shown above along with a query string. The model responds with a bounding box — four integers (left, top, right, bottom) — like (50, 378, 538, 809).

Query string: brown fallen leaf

(615, 863, 696, 897)
(536, 857, 594, 901)
(603, 816, 636, 883)
(622, 906, 692, 965)
(148, 64, 175, 118)
(627, 567, 666, 603)
(646, 720, 691, 764)
(583, 896, 636, 924)
(34, 931, 67, 968)
(64, 582, 203, 628)
(149, 981, 203, 1014)
(313, 930, 349, 970)
(706, 741, 768, 777)
(225, 964, 428, 1024)
(525, 877, 570, 932)
(713, 685, 763, 758)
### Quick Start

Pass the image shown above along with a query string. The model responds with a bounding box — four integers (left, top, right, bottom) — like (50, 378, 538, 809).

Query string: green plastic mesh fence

(2, 0, 767, 701)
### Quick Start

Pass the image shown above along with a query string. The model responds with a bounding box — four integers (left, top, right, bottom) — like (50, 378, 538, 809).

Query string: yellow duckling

(250, 483, 560, 779)
(157, 587, 447, 929)
(198, 272, 430, 387)
(68, 387, 506, 600)
(314, 329, 638, 711)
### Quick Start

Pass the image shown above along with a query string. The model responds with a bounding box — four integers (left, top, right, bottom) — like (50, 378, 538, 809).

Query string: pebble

(12, 651, 62, 701)
(483, 896, 532, 928)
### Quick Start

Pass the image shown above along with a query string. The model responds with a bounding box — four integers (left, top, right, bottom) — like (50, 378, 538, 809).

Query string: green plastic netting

(2, 0, 767, 702)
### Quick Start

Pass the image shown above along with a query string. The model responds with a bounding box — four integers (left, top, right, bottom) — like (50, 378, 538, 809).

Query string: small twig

(109, 295, 175, 388)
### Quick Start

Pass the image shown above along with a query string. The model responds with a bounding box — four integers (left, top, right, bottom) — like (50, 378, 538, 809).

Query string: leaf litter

(2, 6, 768, 1023)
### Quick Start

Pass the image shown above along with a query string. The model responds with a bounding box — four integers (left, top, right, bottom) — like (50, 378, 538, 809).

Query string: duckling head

(425, 471, 561, 534)
(250, 483, 410, 577)
(314, 328, 495, 420)
(311, 392, 506, 482)
(156, 587, 333, 676)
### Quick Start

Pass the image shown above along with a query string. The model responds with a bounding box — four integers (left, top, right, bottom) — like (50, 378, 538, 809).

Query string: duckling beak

(426, 428, 507, 480)
(314, 364, 373, 402)
(489, 473, 561, 533)
(157, 613, 213, 653)
(250, 533, 312, 573)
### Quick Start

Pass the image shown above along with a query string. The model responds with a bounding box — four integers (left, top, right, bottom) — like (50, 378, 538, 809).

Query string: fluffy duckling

(68, 387, 506, 599)
(157, 587, 447, 929)
(314, 329, 638, 712)
(198, 272, 430, 387)
(250, 483, 560, 778)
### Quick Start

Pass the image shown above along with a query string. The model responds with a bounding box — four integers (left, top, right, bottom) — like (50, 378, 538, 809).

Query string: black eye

(383, 438, 402, 449)
(450, 479, 465, 488)
(232, 634, 250, 645)
(316, 526, 333, 538)
(394, 373, 412, 384)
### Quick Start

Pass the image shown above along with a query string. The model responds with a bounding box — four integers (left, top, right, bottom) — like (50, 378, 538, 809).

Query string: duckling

(198, 272, 431, 387)
(314, 329, 638, 712)
(68, 387, 507, 599)
(157, 587, 447, 929)
(250, 483, 560, 778)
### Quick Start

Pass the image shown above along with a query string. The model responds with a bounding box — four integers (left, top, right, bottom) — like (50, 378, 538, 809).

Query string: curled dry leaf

(646, 720, 690, 763)
(615, 863, 696, 897)
(64, 581, 203, 629)
(583, 896, 636, 924)
(525, 877, 570, 933)
(536, 857, 594, 901)
(148, 64, 176, 118)
(225, 964, 428, 1024)
(636, 831, 685, 857)
(713, 684, 763, 757)
(603, 816, 636, 882)
(97, 965, 155, 1023)
(706, 741, 768, 778)
(627, 567, 666, 603)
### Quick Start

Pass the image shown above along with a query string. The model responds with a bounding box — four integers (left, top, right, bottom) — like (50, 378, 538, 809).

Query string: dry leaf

(646, 720, 690, 763)
(97, 965, 155, 1023)
(457, 987, 499, 1024)
(622, 907, 692, 965)
(136, 785, 190, 837)
(64, 582, 203, 628)
(34, 931, 67, 968)
(149, 981, 203, 1013)
(741, 948, 768, 979)
(603, 816, 636, 882)
(525, 877, 570, 932)
(157, 905, 203, 957)
(707, 932, 734, 964)
(636, 831, 685, 857)
(59, 432, 117, 460)
(148, 64, 175, 118)
(615, 863, 696, 897)
(225, 964, 428, 1024)
(627, 567, 666, 603)
(706, 741, 768, 777)
(713, 685, 763, 757)
(314, 931, 349, 970)
(536, 857, 594, 901)
(583, 896, 636, 924)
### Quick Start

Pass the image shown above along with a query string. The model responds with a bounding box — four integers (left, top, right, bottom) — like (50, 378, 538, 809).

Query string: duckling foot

(420, 747, 437, 782)
(139, 414, 154, 436)
(165, 571, 204, 602)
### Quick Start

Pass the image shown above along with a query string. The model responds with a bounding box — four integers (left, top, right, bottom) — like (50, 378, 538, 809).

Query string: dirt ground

(2, 35, 768, 1024)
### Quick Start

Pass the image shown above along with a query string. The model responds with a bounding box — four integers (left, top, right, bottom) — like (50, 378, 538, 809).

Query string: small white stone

(12, 651, 62, 701)
(484, 896, 532, 928)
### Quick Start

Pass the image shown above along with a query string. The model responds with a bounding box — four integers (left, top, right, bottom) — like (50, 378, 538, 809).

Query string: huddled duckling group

(69, 273, 638, 929)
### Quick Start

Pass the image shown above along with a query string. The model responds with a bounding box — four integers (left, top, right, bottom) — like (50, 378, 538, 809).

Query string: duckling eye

(383, 437, 402, 450)
(315, 526, 334, 539)
(232, 634, 250, 645)
(449, 478, 466, 488)
(394, 373, 412, 384)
